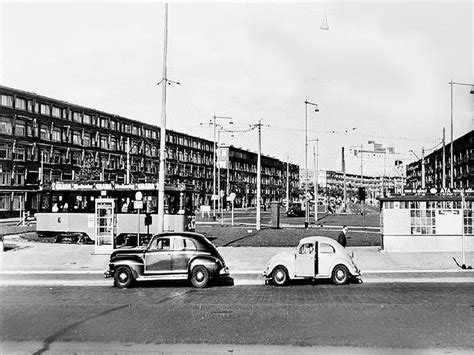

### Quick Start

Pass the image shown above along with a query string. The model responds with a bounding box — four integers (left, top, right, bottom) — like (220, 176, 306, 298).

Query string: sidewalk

(1, 238, 473, 283)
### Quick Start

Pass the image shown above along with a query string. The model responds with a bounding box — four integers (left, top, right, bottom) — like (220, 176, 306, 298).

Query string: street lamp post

(448, 80, 474, 189)
(201, 115, 232, 220)
(304, 100, 319, 229)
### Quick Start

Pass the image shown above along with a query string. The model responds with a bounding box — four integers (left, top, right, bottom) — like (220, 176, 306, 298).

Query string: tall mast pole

(256, 120, 262, 231)
(157, 3, 168, 233)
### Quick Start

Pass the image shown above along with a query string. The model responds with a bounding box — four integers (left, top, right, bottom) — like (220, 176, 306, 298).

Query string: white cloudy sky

(1, 0, 473, 175)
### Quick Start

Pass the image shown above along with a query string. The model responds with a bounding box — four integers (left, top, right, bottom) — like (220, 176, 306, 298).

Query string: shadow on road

(33, 304, 131, 355)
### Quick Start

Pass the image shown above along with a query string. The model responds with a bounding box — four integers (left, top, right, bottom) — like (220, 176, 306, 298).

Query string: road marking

(363, 269, 474, 274)
(1, 278, 473, 287)
(0, 270, 105, 275)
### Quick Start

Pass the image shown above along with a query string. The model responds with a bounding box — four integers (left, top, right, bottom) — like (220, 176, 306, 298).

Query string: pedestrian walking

(338, 225, 349, 247)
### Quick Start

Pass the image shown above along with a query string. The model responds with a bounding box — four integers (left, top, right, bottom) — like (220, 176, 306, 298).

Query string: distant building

(406, 130, 473, 190)
(345, 142, 406, 178)
(0, 86, 299, 218)
(300, 168, 400, 201)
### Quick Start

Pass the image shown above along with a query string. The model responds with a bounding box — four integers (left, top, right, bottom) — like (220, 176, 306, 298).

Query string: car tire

(114, 266, 134, 289)
(332, 264, 349, 285)
(190, 265, 209, 288)
(272, 266, 288, 286)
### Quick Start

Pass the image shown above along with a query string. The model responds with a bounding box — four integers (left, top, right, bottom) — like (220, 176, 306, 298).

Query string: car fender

(188, 256, 221, 277)
(269, 261, 296, 279)
(110, 257, 144, 279)
(329, 258, 359, 277)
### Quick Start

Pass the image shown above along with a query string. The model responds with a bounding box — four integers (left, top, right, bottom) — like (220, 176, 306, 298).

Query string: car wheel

(332, 264, 349, 285)
(114, 266, 134, 289)
(272, 266, 288, 286)
(190, 265, 209, 288)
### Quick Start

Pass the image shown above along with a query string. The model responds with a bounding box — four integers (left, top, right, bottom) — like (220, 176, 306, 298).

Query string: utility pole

(126, 137, 130, 184)
(313, 140, 319, 223)
(421, 147, 425, 189)
(442, 127, 446, 189)
(256, 119, 262, 231)
(342, 147, 346, 211)
(286, 155, 289, 213)
(304, 100, 319, 228)
(157, 3, 168, 233)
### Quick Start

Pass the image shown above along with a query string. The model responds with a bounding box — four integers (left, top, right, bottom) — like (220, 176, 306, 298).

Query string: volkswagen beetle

(105, 232, 229, 288)
(263, 236, 361, 286)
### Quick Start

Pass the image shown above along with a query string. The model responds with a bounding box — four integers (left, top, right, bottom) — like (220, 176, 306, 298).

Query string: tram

(36, 181, 196, 245)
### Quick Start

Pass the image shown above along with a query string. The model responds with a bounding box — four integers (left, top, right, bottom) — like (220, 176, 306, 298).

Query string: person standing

(338, 225, 349, 247)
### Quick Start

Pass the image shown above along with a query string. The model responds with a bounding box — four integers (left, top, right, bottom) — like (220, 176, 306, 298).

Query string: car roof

(299, 236, 337, 245)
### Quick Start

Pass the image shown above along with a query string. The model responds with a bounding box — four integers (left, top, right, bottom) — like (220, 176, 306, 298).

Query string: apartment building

(406, 130, 473, 190)
(0, 86, 299, 218)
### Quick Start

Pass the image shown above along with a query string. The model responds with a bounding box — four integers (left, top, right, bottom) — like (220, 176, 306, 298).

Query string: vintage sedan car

(105, 232, 229, 288)
(263, 236, 361, 286)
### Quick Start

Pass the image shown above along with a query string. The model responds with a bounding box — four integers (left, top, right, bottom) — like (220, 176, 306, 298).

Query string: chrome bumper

(219, 266, 230, 275)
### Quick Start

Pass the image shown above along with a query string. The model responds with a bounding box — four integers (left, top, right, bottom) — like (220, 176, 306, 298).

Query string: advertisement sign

(217, 146, 229, 169)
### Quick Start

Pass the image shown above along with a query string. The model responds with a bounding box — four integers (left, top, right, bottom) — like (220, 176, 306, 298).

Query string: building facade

(406, 130, 473, 190)
(0, 86, 299, 218)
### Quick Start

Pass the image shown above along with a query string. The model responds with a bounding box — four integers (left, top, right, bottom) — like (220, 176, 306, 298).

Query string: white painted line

(0, 280, 110, 287)
(363, 269, 474, 274)
(362, 278, 474, 284)
(0, 270, 105, 275)
(231, 270, 263, 274)
(233, 279, 265, 286)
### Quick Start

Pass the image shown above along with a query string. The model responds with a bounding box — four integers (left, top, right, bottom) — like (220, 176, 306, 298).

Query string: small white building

(378, 192, 473, 252)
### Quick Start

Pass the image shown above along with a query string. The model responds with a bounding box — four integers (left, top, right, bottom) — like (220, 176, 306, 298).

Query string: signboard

(217, 146, 229, 169)
(134, 200, 143, 210)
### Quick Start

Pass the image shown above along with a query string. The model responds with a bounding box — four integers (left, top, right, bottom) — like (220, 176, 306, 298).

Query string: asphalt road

(1, 283, 473, 352)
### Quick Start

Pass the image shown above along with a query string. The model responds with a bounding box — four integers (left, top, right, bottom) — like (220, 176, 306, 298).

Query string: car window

(173, 237, 185, 250)
(184, 238, 197, 251)
(298, 243, 314, 254)
(156, 238, 170, 250)
(320, 243, 335, 254)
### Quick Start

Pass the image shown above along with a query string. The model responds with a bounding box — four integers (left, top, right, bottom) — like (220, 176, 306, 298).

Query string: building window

(110, 137, 116, 151)
(52, 128, 61, 142)
(0, 144, 9, 159)
(0, 170, 12, 185)
(0, 117, 13, 134)
(13, 146, 25, 161)
(124, 124, 131, 134)
(15, 121, 26, 136)
(51, 150, 61, 164)
(83, 114, 91, 125)
(71, 131, 80, 145)
(132, 125, 139, 135)
(0, 193, 11, 209)
(27, 101, 34, 112)
(71, 152, 81, 166)
(100, 117, 108, 129)
(12, 170, 24, 186)
(83, 133, 91, 147)
(15, 97, 26, 110)
(410, 206, 436, 235)
(100, 136, 108, 150)
(73, 111, 82, 123)
(52, 106, 61, 118)
(40, 126, 50, 140)
(464, 206, 473, 235)
(1, 95, 13, 107)
(110, 120, 116, 130)
(40, 103, 51, 116)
